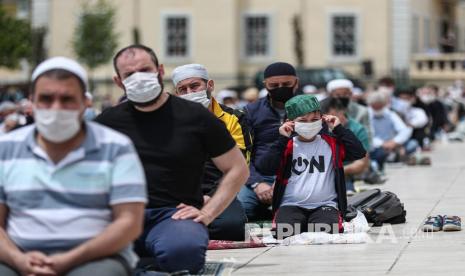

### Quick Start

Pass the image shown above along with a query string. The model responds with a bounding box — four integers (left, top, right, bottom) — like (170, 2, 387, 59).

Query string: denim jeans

(134, 207, 208, 274)
(237, 176, 274, 221)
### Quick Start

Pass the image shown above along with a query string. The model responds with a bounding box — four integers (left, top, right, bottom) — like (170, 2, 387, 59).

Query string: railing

(410, 53, 465, 80)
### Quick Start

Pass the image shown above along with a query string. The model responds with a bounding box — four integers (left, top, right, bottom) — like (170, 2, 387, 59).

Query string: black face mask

(268, 86, 295, 103)
(339, 97, 350, 108)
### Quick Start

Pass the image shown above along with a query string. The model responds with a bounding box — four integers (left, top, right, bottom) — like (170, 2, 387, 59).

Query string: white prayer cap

(32, 57, 88, 90)
(352, 87, 363, 96)
(303, 85, 317, 94)
(172, 64, 209, 86)
(85, 92, 93, 101)
(0, 101, 17, 113)
(259, 88, 268, 98)
(216, 90, 238, 104)
(326, 79, 353, 93)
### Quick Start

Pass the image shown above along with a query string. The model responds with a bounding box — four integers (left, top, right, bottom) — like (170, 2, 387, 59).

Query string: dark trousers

(370, 147, 388, 171)
(208, 198, 247, 241)
(275, 205, 341, 239)
(0, 257, 130, 276)
(135, 208, 208, 274)
(237, 185, 273, 221)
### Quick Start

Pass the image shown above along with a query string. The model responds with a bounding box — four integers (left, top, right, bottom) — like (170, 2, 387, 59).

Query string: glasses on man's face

(265, 80, 297, 90)
(176, 81, 206, 95)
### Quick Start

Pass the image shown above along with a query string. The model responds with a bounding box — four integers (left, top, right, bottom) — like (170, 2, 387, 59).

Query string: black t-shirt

(95, 95, 236, 209)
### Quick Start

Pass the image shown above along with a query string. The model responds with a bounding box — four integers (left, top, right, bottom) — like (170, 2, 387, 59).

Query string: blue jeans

(238, 176, 274, 221)
(370, 147, 388, 171)
(345, 177, 355, 192)
(134, 208, 208, 274)
(404, 139, 419, 155)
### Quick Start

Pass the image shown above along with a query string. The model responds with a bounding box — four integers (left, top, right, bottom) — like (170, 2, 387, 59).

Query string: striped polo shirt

(0, 121, 147, 267)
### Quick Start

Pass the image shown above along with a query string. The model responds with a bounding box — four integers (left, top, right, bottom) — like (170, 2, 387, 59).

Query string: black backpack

(346, 189, 406, 226)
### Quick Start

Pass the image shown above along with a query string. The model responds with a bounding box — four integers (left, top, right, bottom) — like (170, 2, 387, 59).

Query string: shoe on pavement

(364, 171, 387, 185)
(422, 215, 443, 232)
(443, 215, 461, 232)
(418, 156, 431, 166)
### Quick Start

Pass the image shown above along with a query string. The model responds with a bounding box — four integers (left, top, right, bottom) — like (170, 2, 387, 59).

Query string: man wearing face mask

(325, 98, 370, 195)
(0, 57, 147, 276)
(367, 91, 412, 172)
(254, 95, 366, 239)
(171, 63, 251, 241)
(322, 79, 372, 147)
(238, 62, 298, 221)
(420, 84, 450, 140)
(95, 45, 249, 274)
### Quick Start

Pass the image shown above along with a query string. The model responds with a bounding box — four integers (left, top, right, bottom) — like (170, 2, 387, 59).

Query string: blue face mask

(83, 108, 96, 121)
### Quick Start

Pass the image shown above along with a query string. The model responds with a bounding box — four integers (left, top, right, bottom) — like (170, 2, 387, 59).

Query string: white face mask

(419, 94, 435, 104)
(34, 108, 81, 143)
(373, 108, 385, 117)
(179, 90, 211, 108)
(294, 119, 322, 140)
(395, 98, 411, 114)
(123, 72, 162, 103)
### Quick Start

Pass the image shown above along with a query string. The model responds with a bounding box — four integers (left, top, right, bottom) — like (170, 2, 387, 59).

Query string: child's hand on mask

(322, 115, 341, 130)
(279, 121, 295, 137)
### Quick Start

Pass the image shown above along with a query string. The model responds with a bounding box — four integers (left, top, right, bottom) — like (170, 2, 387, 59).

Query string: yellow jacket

(211, 98, 252, 164)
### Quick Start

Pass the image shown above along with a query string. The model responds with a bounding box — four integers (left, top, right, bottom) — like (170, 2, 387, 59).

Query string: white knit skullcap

(172, 64, 209, 86)
(32, 57, 88, 90)
(216, 89, 238, 104)
(303, 85, 317, 94)
(326, 79, 353, 93)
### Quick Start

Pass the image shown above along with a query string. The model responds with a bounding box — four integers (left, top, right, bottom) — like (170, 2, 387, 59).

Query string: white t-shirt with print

(281, 135, 338, 210)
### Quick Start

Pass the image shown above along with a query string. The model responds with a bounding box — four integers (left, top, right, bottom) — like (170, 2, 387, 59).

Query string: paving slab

(207, 142, 465, 275)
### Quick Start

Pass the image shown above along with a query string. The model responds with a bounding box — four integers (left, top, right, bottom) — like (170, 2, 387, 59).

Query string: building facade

(1, 0, 464, 99)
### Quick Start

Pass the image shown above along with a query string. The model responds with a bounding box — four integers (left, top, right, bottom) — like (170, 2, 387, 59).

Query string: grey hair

(366, 90, 389, 105)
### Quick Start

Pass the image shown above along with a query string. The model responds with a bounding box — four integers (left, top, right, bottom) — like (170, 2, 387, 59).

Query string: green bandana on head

(285, 94, 321, 120)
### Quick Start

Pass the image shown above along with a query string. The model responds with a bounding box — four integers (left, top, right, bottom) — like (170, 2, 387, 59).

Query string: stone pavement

(207, 142, 465, 275)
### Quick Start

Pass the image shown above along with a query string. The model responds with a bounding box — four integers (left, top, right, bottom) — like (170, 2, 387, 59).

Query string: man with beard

(238, 62, 298, 221)
(323, 79, 372, 144)
(172, 64, 251, 241)
(95, 45, 249, 274)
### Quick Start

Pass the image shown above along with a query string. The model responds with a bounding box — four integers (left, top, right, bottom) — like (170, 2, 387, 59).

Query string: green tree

(292, 15, 304, 68)
(72, 0, 118, 89)
(0, 6, 32, 69)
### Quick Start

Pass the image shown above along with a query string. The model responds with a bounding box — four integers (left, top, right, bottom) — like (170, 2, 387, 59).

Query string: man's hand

(47, 252, 75, 276)
(203, 195, 211, 205)
(382, 140, 398, 151)
(13, 251, 56, 276)
(279, 121, 295, 137)
(254, 183, 273, 205)
(322, 114, 341, 130)
(171, 203, 214, 226)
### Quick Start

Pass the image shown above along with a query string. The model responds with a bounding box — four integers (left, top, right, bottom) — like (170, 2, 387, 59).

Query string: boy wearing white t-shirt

(255, 95, 366, 239)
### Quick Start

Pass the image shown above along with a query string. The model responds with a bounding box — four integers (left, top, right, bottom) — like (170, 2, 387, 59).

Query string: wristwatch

(251, 182, 260, 189)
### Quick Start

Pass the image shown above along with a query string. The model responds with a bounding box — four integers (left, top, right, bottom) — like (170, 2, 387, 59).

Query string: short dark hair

(113, 44, 159, 76)
(378, 76, 395, 87)
(326, 97, 347, 113)
(31, 69, 86, 96)
(395, 86, 416, 97)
